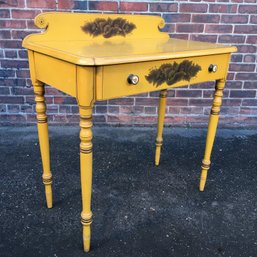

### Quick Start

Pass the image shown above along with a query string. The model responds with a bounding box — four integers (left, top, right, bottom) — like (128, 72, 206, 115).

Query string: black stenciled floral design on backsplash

(145, 60, 202, 87)
(81, 17, 136, 38)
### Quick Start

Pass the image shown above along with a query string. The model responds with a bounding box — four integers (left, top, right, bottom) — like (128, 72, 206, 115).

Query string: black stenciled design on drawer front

(145, 60, 202, 87)
(81, 18, 136, 38)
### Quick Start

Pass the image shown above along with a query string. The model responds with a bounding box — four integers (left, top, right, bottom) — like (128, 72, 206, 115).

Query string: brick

(0, 31, 11, 39)
(229, 64, 255, 72)
(0, 20, 26, 29)
(218, 35, 245, 43)
(144, 106, 157, 114)
(108, 98, 134, 105)
(239, 5, 257, 13)
(12, 87, 33, 95)
(243, 55, 256, 63)
(4, 50, 17, 58)
(234, 25, 257, 34)
(227, 72, 235, 80)
(205, 24, 233, 33)
(180, 3, 208, 13)
(231, 54, 243, 63)
(244, 82, 257, 89)
(54, 97, 76, 104)
(246, 36, 257, 44)
(180, 107, 203, 114)
(175, 90, 202, 98)
(0, 9, 10, 18)
(58, 0, 74, 9)
(108, 106, 119, 114)
(11, 10, 40, 19)
(221, 14, 248, 23)
(0, 87, 10, 95)
(134, 116, 157, 124)
(225, 81, 243, 89)
(11, 30, 38, 40)
(7, 105, 20, 113)
(192, 14, 220, 23)
(0, 114, 26, 124)
(135, 98, 158, 106)
(236, 73, 257, 80)
(222, 99, 241, 106)
(93, 115, 106, 123)
(176, 24, 204, 33)
(119, 106, 134, 114)
(166, 98, 188, 106)
(73, 1, 87, 10)
(89, 1, 118, 11)
(18, 50, 28, 59)
(0, 70, 15, 78)
(191, 34, 217, 43)
(27, 0, 56, 8)
(162, 24, 175, 33)
(189, 99, 212, 106)
(250, 15, 257, 24)
(242, 99, 257, 106)
(0, 0, 25, 7)
(163, 14, 191, 23)
(237, 45, 256, 53)
(1, 60, 28, 69)
(0, 40, 21, 48)
(0, 105, 7, 113)
(95, 106, 107, 114)
(209, 4, 237, 13)
(107, 115, 133, 123)
(26, 20, 39, 30)
(168, 107, 180, 115)
(120, 2, 148, 12)
(0, 96, 24, 104)
(150, 3, 177, 12)
(171, 34, 189, 40)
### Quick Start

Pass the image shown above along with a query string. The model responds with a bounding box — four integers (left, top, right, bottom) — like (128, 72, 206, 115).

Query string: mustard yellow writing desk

(22, 12, 237, 252)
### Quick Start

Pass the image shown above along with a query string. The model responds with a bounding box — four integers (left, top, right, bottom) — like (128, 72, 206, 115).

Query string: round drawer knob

(127, 74, 139, 85)
(208, 64, 218, 73)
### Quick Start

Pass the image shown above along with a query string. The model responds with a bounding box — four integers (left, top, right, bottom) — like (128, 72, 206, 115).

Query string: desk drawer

(96, 54, 230, 100)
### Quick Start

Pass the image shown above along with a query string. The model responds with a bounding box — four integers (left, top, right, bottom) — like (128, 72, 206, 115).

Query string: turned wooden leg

(34, 81, 53, 208)
(200, 79, 225, 191)
(79, 107, 93, 252)
(155, 89, 167, 166)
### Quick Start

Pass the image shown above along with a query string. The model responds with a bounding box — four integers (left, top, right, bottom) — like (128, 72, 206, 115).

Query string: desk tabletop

(23, 12, 237, 66)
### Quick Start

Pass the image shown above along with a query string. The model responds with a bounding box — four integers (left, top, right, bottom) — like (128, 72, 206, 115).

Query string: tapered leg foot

(79, 107, 93, 252)
(199, 79, 225, 191)
(199, 160, 210, 192)
(81, 212, 93, 252)
(43, 175, 53, 208)
(155, 90, 167, 166)
(34, 81, 53, 208)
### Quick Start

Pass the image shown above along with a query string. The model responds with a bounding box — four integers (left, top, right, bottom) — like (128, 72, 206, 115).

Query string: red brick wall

(0, 0, 256, 127)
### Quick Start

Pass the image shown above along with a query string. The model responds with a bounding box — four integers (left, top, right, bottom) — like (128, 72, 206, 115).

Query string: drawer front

(97, 54, 230, 100)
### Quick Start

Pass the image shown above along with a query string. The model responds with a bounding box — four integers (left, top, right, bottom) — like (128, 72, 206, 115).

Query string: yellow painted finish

(23, 12, 236, 66)
(34, 53, 77, 97)
(76, 66, 95, 107)
(155, 90, 167, 166)
(22, 12, 237, 252)
(33, 81, 53, 208)
(98, 54, 230, 100)
(199, 79, 225, 191)
(79, 107, 94, 252)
